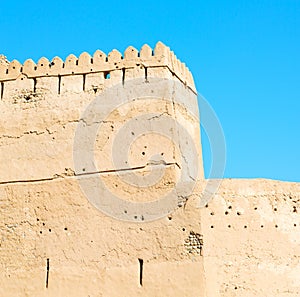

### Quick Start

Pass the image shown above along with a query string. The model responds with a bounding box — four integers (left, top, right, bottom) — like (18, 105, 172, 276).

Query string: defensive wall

(0, 42, 299, 297)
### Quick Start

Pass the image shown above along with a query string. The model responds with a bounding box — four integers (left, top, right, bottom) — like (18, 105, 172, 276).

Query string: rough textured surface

(1, 43, 299, 296)
(0, 42, 203, 184)
(0, 177, 205, 297)
(1, 178, 299, 296)
(201, 179, 300, 297)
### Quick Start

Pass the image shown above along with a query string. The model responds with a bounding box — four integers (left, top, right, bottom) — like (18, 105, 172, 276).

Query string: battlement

(1, 41, 300, 297)
(0, 42, 196, 99)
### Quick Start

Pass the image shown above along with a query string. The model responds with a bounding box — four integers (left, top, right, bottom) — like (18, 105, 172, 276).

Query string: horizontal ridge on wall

(0, 42, 196, 92)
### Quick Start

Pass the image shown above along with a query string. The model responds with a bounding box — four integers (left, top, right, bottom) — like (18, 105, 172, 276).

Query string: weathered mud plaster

(1, 43, 300, 297)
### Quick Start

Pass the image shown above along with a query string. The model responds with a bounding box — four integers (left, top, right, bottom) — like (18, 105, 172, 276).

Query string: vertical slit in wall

(46, 258, 50, 288)
(138, 258, 143, 286)
(58, 75, 61, 94)
(145, 67, 148, 82)
(33, 78, 37, 93)
(0, 82, 4, 100)
(83, 74, 86, 91)
(122, 68, 125, 86)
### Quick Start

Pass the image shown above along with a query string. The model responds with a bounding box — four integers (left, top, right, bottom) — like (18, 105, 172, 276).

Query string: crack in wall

(0, 162, 179, 186)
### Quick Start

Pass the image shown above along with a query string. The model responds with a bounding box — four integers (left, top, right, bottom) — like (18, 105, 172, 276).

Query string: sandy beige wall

(0, 177, 205, 297)
(200, 179, 300, 297)
(0, 49, 203, 183)
(1, 43, 299, 296)
(0, 43, 205, 296)
(1, 178, 300, 296)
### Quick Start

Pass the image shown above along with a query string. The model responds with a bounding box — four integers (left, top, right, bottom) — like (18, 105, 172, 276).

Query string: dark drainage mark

(1, 82, 4, 99)
(122, 68, 125, 85)
(83, 74, 86, 91)
(58, 75, 61, 94)
(138, 258, 143, 286)
(33, 78, 37, 93)
(46, 258, 50, 288)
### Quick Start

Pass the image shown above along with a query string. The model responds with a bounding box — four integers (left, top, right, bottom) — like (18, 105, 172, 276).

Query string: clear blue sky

(1, 1, 299, 182)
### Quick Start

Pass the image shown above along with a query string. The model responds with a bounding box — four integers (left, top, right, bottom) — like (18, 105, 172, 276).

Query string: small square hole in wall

(104, 72, 110, 79)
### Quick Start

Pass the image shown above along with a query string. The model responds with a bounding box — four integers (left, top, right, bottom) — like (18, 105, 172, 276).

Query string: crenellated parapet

(0, 42, 196, 99)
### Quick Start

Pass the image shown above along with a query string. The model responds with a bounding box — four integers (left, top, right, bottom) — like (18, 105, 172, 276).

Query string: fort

(0, 42, 299, 296)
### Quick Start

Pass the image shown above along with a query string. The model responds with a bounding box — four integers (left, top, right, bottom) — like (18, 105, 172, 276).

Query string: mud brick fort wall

(0, 42, 299, 297)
